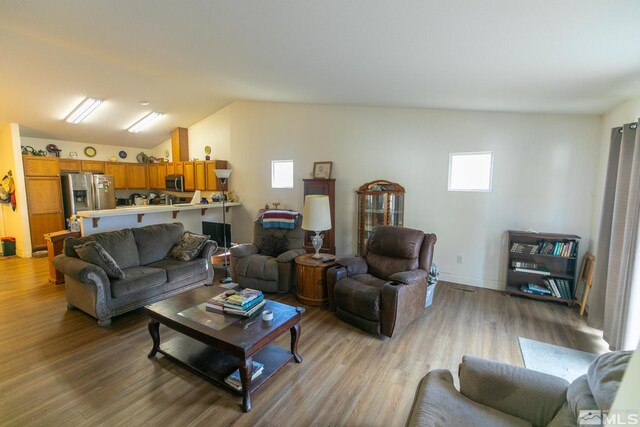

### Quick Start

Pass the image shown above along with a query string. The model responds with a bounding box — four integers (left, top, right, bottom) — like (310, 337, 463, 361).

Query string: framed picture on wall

(313, 161, 333, 179)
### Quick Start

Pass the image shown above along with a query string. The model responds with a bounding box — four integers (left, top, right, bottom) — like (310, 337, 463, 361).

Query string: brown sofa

(327, 225, 437, 338)
(407, 351, 632, 427)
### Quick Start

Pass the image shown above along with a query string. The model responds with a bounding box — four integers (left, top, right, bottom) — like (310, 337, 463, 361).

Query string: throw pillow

(261, 235, 289, 257)
(74, 241, 125, 280)
(168, 232, 209, 262)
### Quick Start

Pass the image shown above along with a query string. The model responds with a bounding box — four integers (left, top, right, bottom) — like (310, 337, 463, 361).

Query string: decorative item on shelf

(313, 161, 333, 179)
(109, 155, 117, 162)
(164, 149, 170, 161)
(272, 202, 280, 209)
(264, 203, 270, 209)
(226, 191, 237, 202)
(204, 145, 212, 161)
(136, 152, 149, 163)
(119, 150, 127, 159)
(84, 146, 97, 157)
(46, 144, 61, 157)
(69, 151, 78, 159)
(215, 168, 233, 284)
(301, 195, 332, 258)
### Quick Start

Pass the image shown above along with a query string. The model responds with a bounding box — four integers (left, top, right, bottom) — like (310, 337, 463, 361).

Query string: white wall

(200, 101, 601, 289)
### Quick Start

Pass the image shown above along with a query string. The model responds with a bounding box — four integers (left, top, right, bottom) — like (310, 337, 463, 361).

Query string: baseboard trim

(439, 273, 504, 291)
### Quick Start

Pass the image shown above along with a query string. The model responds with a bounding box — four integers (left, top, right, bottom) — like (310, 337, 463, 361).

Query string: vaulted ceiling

(1, 1, 640, 148)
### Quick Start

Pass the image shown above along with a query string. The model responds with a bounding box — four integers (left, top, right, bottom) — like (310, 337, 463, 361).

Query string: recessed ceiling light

(65, 97, 103, 124)
(127, 112, 163, 133)
(139, 100, 150, 106)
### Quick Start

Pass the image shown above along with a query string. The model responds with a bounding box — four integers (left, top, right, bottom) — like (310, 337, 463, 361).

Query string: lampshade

(302, 195, 332, 231)
(215, 169, 232, 179)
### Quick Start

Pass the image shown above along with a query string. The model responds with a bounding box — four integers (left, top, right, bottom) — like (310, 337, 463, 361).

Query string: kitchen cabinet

(22, 156, 59, 176)
(105, 162, 126, 189)
(81, 160, 105, 173)
(125, 163, 148, 189)
(183, 161, 195, 191)
(166, 162, 175, 175)
(205, 160, 228, 191)
(58, 159, 81, 172)
(156, 163, 167, 189)
(356, 180, 405, 255)
(22, 157, 65, 250)
(194, 161, 206, 190)
(148, 163, 159, 189)
(174, 162, 184, 176)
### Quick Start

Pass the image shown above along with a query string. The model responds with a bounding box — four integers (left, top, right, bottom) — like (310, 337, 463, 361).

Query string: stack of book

(205, 288, 266, 317)
(519, 278, 572, 299)
(224, 361, 264, 391)
(511, 260, 550, 275)
(537, 241, 576, 257)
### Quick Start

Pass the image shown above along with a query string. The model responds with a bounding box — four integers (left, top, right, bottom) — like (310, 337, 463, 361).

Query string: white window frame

(271, 160, 294, 189)
(448, 151, 494, 192)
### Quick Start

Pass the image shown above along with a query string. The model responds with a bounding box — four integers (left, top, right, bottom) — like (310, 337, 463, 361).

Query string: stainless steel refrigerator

(61, 173, 93, 218)
(92, 174, 116, 210)
(61, 173, 116, 217)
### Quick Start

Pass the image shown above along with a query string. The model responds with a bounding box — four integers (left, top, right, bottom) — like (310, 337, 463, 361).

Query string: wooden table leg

(290, 323, 302, 363)
(147, 319, 160, 358)
(239, 356, 253, 412)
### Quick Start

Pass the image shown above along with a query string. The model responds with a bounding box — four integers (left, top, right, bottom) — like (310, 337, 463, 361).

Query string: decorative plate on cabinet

(84, 146, 97, 157)
(119, 150, 127, 159)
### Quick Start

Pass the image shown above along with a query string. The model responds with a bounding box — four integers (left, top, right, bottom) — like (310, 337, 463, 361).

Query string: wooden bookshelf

(505, 230, 580, 306)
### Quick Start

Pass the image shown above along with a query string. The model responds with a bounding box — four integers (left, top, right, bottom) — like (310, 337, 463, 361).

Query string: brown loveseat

(327, 225, 437, 338)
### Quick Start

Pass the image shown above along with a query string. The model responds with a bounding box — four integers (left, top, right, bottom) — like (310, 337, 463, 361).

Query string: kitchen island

(76, 202, 242, 236)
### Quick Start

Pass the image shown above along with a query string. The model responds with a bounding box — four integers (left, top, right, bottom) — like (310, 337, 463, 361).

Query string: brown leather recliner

(327, 225, 437, 338)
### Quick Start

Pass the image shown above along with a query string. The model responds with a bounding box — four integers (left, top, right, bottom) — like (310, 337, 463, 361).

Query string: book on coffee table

(224, 361, 264, 391)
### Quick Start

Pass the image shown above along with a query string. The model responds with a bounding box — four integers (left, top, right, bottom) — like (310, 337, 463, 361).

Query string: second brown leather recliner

(327, 225, 437, 338)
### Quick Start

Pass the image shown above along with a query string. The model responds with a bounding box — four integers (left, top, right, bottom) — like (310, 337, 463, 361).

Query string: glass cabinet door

(357, 180, 405, 255)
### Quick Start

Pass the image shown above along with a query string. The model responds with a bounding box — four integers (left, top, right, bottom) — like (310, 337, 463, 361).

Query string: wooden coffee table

(145, 286, 303, 412)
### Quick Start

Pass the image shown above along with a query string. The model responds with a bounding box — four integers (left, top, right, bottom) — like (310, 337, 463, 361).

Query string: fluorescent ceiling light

(65, 97, 103, 124)
(127, 112, 163, 133)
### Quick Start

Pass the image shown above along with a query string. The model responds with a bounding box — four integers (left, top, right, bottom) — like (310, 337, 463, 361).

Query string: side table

(295, 253, 337, 306)
(44, 230, 81, 285)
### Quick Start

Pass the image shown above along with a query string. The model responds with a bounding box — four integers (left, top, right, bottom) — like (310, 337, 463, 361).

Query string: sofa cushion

(587, 350, 632, 410)
(147, 258, 208, 283)
(168, 231, 209, 262)
(111, 266, 167, 298)
(334, 275, 386, 322)
(65, 229, 140, 269)
(260, 235, 289, 257)
(133, 223, 184, 265)
(566, 374, 598, 421)
(74, 241, 125, 279)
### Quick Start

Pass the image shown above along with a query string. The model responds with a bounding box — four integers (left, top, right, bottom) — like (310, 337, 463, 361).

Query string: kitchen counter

(78, 202, 241, 218)
(75, 202, 242, 236)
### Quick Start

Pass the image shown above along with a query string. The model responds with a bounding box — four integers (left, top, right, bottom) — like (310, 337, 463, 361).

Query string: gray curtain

(589, 121, 640, 351)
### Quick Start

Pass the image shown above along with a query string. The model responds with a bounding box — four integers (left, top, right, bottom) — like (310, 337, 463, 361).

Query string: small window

(448, 152, 493, 192)
(271, 160, 293, 188)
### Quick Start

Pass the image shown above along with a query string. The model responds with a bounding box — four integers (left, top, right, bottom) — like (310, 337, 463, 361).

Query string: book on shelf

(519, 283, 552, 296)
(556, 278, 572, 299)
(510, 243, 539, 254)
(513, 266, 550, 275)
(542, 277, 561, 298)
(224, 361, 264, 391)
(510, 260, 541, 269)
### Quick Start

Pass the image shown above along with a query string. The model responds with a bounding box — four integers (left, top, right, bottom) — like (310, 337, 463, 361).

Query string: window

(271, 160, 293, 188)
(448, 152, 493, 192)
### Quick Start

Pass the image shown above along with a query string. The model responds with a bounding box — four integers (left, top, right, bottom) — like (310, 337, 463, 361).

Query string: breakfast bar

(76, 202, 242, 236)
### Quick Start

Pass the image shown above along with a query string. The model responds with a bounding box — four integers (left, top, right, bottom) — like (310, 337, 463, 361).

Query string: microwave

(165, 175, 184, 192)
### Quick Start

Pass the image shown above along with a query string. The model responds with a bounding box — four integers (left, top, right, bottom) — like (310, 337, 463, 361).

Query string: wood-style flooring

(0, 256, 607, 426)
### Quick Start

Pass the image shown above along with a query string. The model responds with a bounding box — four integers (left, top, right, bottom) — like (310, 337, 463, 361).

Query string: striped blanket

(259, 210, 301, 229)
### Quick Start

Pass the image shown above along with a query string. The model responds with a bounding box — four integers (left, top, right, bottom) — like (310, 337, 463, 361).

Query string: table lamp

(215, 169, 232, 283)
(301, 195, 332, 258)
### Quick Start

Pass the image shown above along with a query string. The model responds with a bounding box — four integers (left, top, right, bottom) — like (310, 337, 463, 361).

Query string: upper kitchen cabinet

(58, 159, 81, 172)
(205, 160, 228, 191)
(81, 160, 105, 173)
(183, 161, 195, 191)
(104, 162, 126, 189)
(23, 156, 60, 176)
(125, 163, 148, 189)
(194, 161, 206, 190)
